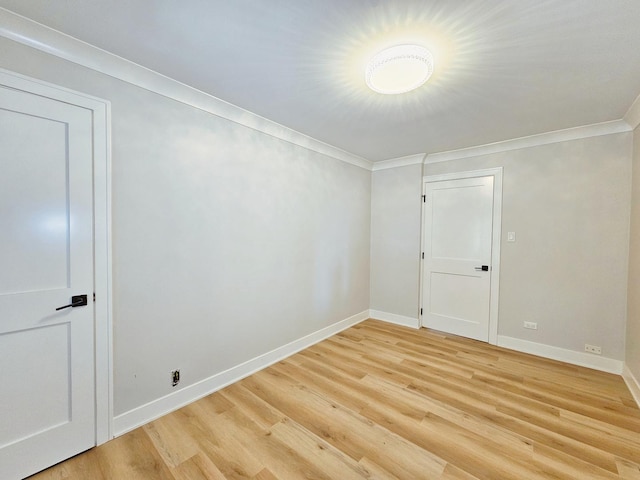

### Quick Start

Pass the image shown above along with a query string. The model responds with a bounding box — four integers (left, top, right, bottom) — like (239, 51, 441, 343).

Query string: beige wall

(0, 37, 372, 416)
(627, 126, 640, 378)
(370, 164, 423, 319)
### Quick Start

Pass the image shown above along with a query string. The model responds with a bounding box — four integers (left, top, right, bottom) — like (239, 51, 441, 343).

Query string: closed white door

(421, 176, 495, 341)
(0, 85, 95, 479)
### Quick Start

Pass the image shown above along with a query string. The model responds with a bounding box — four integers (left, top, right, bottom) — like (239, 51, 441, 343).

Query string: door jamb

(419, 167, 503, 345)
(0, 68, 113, 444)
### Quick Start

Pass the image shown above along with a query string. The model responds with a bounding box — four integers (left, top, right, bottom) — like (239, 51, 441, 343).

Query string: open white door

(421, 171, 501, 342)
(0, 85, 96, 479)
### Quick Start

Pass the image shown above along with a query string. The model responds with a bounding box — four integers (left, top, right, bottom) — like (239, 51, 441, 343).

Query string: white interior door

(421, 176, 495, 341)
(0, 85, 95, 479)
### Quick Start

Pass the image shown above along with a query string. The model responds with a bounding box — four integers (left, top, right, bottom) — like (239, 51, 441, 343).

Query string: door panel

(0, 85, 95, 480)
(422, 176, 494, 341)
(0, 324, 71, 448)
(0, 108, 70, 294)
(431, 185, 492, 261)
(429, 272, 489, 324)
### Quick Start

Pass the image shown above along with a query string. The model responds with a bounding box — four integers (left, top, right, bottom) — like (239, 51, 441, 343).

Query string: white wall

(370, 164, 423, 320)
(0, 37, 371, 416)
(424, 134, 632, 360)
(371, 133, 632, 361)
(627, 125, 640, 379)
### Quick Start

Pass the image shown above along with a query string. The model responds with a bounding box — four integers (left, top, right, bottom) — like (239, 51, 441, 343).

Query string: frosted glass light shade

(365, 45, 434, 94)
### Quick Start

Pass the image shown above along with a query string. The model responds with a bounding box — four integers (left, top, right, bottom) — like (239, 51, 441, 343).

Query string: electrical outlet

(171, 369, 180, 387)
(523, 321, 537, 330)
(584, 344, 602, 355)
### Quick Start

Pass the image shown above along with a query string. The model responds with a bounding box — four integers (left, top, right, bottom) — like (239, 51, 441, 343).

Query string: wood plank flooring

(30, 320, 640, 479)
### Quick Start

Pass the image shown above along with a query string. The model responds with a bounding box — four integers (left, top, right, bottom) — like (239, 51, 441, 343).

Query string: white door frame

(419, 167, 503, 345)
(0, 68, 113, 444)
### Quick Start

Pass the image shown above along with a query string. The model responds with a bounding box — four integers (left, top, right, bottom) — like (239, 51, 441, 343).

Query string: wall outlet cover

(584, 344, 602, 355)
(171, 369, 180, 387)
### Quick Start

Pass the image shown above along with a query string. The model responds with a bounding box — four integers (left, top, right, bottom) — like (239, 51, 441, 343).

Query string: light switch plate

(507, 232, 516, 242)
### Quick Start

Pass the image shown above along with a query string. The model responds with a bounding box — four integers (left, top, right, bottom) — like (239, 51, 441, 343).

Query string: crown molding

(371, 153, 425, 172)
(0, 8, 373, 171)
(624, 92, 640, 130)
(425, 120, 632, 164)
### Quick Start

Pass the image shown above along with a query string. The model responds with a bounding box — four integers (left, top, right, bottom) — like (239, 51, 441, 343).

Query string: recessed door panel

(429, 272, 488, 324)
(431, 185, 493, 261)
(0, 109, 70, 295)
(0, 324, 71, 448)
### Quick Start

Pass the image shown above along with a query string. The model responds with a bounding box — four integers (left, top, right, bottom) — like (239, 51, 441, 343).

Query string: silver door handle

(475, 265, 489, 271)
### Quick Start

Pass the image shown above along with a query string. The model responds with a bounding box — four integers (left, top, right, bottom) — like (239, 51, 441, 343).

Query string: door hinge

(421, 252, 424, 259)
(420, 308, 423, 316)
(93, 292, 96, 302)
(422, 194, 426, 203)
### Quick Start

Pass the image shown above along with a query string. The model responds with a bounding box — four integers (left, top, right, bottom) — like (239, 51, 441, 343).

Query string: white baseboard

(623, 364, 640, 408)
(369, 309, 420, 329)
(497, 336, 624, 374)
(113, 309, 369, 436)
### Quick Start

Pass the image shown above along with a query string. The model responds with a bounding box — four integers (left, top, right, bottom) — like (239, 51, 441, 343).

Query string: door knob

(56, 294, 88, 311)
(474, 265, 489, 271)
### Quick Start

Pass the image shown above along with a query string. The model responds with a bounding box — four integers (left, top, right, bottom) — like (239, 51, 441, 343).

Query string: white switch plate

(507, 232, 516, 242)
(523, 321, 537, 330)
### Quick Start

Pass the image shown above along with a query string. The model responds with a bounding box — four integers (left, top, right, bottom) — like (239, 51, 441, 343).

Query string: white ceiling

(2, 0, 640, 162)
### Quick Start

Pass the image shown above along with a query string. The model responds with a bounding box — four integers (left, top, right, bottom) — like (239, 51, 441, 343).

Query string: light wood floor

(31, 319, 640, 479)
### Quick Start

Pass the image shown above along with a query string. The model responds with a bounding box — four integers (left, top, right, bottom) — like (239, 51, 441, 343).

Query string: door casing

(419, 167, 503, 345)
(0, 67, 113, 444)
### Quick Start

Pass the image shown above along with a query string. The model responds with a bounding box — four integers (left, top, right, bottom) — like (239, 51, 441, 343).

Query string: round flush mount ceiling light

(365, 45, 434, 95)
